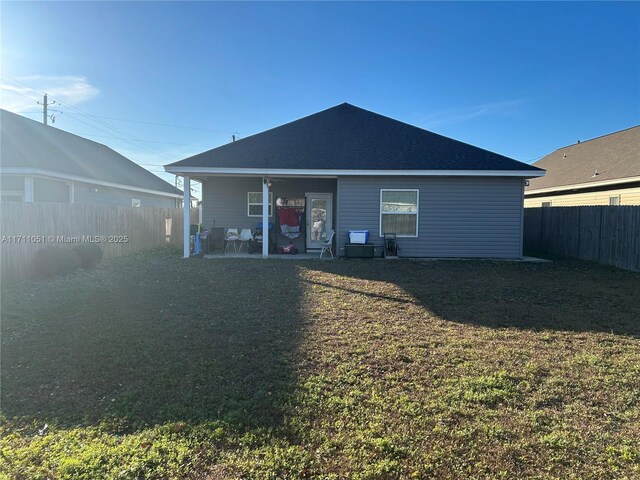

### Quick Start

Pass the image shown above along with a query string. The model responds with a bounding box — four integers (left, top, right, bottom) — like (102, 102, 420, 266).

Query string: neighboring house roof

(166, 103, 543, 176)
(1, 109, 182, 197)
(526, 125, 640, 194)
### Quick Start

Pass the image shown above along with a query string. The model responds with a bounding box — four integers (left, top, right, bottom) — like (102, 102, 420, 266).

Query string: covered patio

(179, 174, 337, 259)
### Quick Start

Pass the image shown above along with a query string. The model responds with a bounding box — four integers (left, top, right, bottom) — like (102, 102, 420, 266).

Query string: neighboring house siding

(72, 180, 178, 207)
(34, 177, 71, 203)
(0, 174, 178, 207)
(337, 176, 524, 258)
(202, 176, 337, 250)
(0, 174, 25, 201)
(524, 185, 640, 207)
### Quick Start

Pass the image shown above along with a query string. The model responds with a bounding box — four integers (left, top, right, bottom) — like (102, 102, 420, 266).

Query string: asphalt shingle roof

(168, 103, 542, 173)
(526, 126, 640, 192)
(1, 109, 181, 196)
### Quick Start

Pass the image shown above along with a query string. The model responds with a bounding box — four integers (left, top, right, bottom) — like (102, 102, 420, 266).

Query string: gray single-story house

(1, 109, 182, 207)
(165, 103, 545, 258)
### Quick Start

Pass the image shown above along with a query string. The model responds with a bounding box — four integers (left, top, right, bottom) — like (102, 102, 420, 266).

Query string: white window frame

(542, 201, 552, 207)
(379, 189, 419, 238)
(248, 191, 273, 217)
(609, 195, 620, 206)
(131, 198, 141, 207)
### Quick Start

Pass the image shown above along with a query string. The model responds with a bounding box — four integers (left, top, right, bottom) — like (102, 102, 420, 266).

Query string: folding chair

(224, 228, 240, 253)
(237, 228, 253, 253)
(320, 229, 335, 258)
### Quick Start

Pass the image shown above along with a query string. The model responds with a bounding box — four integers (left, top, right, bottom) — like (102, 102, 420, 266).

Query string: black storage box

(344, 243, 375, 258)
(208, 227, 225, 252)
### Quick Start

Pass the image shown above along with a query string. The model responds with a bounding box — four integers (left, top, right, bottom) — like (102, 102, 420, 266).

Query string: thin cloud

(0, 75, 99, 112)
(420, 99, 527, 128)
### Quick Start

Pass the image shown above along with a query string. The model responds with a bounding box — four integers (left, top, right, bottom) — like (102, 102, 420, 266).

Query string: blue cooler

(348, 230, 369, 244)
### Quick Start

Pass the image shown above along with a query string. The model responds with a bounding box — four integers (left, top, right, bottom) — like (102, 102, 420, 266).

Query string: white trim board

(1, 168, 183, 199)
(165, 166, 545, 178)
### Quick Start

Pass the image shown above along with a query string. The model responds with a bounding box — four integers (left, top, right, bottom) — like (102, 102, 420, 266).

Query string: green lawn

(1, 252, 639, 479)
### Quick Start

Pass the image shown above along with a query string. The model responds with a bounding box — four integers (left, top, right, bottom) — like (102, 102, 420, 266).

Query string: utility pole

(37, 93, 56, 125)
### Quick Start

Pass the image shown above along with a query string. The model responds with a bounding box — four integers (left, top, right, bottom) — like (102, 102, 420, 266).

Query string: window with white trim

(248, 192, 273, 217)
(380, 189, 419, 237)
(609, 196, 620, 206)
(542, 201, 552, 208)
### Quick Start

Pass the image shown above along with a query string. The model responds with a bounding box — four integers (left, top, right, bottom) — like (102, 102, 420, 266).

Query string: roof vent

(563, 154, 567, 158)
(592, 169, 599, 178)
(577, 140, 581, 143)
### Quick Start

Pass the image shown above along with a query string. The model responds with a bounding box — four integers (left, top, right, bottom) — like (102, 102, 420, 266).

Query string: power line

(67, 132, 211, 149)
(3, 75, 239, 134)
(3, 76, 176, 162)
(77, 113, 239, 134)
(53, 110, 174, 162)
(1, 87, 40, 103)
(58, 109, 176, 163)
(9, 111, 210, 149)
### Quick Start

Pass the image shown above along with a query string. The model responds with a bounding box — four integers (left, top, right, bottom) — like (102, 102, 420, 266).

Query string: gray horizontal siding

(337, 176, 524, 258)
(34, 177, 70, 203)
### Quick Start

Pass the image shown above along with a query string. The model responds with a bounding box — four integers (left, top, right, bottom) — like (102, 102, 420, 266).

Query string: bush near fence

(524, 206, 640, 271)
(0, 203, 198, 280)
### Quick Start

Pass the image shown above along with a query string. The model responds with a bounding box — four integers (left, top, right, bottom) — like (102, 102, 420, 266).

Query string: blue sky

(2, 1, 639, 193)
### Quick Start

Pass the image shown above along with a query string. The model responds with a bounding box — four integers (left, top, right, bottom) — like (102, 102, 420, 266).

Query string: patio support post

(183, 175, 190, 258)
(24, 176, 34, 202)
(262, 177, 269, 258)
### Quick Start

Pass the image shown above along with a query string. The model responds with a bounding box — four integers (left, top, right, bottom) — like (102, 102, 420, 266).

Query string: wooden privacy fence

(524, 206, 640, 271)
(1, 203, 198, 280)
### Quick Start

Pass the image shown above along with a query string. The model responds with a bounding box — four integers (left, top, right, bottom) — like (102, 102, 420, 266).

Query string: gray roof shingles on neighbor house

(1, 109, 181, 196)
(168, 103, 543, 173)
(526, 125, 640, 192)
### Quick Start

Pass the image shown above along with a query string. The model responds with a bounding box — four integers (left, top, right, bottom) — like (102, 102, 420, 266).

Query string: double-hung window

(248, 192, 273, 217)
(380, 189, 419, 237)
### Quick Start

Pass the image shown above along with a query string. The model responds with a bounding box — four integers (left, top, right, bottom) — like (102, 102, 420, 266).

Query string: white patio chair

(224, 228, 240, 253)
(237, 228, 253, 253)
(320, 229, 335, 258)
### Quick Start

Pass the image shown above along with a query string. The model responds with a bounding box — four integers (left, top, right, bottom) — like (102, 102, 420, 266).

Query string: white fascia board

(525, 175, 640, 195)
(165, 166, 545, 178)
(0, 167, 183, 199)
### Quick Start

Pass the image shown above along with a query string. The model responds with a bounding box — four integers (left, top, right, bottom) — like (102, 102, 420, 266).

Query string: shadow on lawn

(0, 257, 310, 434)
(303, 258, 640, 338)
(2, 255, 639, 435)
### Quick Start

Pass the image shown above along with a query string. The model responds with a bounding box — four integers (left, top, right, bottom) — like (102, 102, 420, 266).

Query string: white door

(306, 193, 333, 250)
